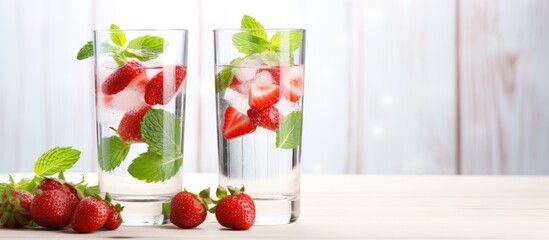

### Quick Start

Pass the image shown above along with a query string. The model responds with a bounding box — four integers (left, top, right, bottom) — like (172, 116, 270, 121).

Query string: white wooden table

(1, 173, 548, 239)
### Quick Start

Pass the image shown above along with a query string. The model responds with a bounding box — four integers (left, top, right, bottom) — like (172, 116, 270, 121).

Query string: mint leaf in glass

(128, 151, 183, 183)
(110, 24, 127, 47)
(76, 41, 94, 60)
(140, 109, 181, 156)
(232, 32, 270, 54)
(215, 57, 245, 93)
(98, 136, 131, 172)
(259, 50, 281, 66)
(270, 31, 303, 53)
(276, 111, 303, 149)
(34, 147, 81, 176)
(126, 35, 165, 61)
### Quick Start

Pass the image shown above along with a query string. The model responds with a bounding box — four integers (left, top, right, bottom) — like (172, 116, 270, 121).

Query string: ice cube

(107, 90, 147, 112)
(223, 88, 249, 114)
(252, 70, 275, 85)
(274, 98, 297, 116)
(125, 73, 149, 93)
(234, 55, 263, 83)
(97, 107, 124, 127)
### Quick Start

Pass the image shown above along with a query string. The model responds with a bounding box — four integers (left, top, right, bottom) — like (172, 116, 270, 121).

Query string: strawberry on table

(249, 83, 280, 110)
(30, 189, 73, 229)
(223, 106, 257, 139)
(144, 65, 187, 105)
(169, 189, 212, 229)
(102, 61, 146, 95)
(37, 178, 80, 210)
(214, 186, 255, 230)
(118, 105, 152, 142)
(0, 187, 33, 228)
(247, 106, 283, 131)
(104, 205, 123, 230)
(70, 196, 110, 233)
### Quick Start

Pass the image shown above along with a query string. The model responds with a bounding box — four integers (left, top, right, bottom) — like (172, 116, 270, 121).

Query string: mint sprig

(128, 152, 183, 183)
(276, 111, 303, 149)
(77, 24, 166, 66)
(98, 136, 130, 172)
(215, 15, 303, 92)
(140, 109, 181, 156)
(34, 147, 81, 176)
(127, 109, 183, 183)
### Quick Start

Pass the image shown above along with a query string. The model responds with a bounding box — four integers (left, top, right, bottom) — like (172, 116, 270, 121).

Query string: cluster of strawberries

(170, 186, 256, 230)
(102, 61, 186, 142)
(0, 178, 122, 233)
(223, 65, 304, 139)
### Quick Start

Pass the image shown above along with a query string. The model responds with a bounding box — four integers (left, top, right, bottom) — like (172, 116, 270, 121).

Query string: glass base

(253, 196, 299, 225)
(109, 194, 171, 226)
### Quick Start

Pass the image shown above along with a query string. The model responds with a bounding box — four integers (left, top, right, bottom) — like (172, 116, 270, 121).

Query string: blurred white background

(0, 0, 548, 175)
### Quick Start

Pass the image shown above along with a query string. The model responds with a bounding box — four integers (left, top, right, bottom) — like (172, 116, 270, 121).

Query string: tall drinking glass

(214, 29, 306, 225)
(94, 29, 188, 225)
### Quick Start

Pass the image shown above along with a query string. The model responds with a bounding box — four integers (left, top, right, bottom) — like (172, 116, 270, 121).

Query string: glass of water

(214, 29, 306, 225)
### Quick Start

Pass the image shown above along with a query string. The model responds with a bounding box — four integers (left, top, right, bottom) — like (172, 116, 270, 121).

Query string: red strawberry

(104, 207, 123, 230)
(223, 106, 257, 139)
(281, 66, 304, 102)
(37, 178, 80, 210)
(247, 106, 283, 131)
(118, 105, 152, 142)
(266, 66, 282, 84)
(0, 188, 33, 228)
(102, 61, 146, 95)
(169, 189, 212, 229)
(214, 186, 255, 230)
(249, 83, 280, 109)
(70, 196, 110, 233)
(30, 189, 73, 229)
(144, 65, 187, 105)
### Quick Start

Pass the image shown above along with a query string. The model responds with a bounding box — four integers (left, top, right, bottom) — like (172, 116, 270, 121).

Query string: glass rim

(214, 28, 305, 32)
(93, 29, 189, 33)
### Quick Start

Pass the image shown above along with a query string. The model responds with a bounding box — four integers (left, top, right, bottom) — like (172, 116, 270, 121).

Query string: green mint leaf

(259, 51, 280, 65)
(34, 147, 81, 176)
(76, 41, 94, 60)
(241, 15, 267, 40)
(101, 42, 117, 54)
(0, 183, 7, 193)
(141, 109, 181, 156)
(215, 57, 245, 93)
(98, 136, 130, 172)
(232, 32, 270, 54)
(276, 111, 303, 149)
(14, 176, 43, 194)
(110, 24, 127, 47)
(128, 151, 183, 183)
(126, 35, 165, 61)
(215, 67, 234, 93)
(270, 31, 303, 53)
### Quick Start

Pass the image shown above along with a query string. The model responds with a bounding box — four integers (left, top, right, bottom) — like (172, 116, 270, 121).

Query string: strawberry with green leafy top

(0, 186, 33, 228)
(30, 189, 73, 229)
(71, 193, 122, 233)
(104, 203, 124, 230)
(213, 186, 255, 230)
(169, 188, 213, 229)
(37, 178, 80, 210)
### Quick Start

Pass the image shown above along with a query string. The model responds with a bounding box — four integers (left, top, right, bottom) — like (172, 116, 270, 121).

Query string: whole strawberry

(37, 178, 80, 210)
(30, 189, 73, 228)
(0, 187, 33, 228)
(70, 196, 110, 233)
(214, 186, 255, 230)
(104, 202, 124, 230)
(169, 189, 211, 229)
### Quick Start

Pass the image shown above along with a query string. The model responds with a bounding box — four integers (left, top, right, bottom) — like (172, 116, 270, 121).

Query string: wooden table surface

(0, 173, 548, 239)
